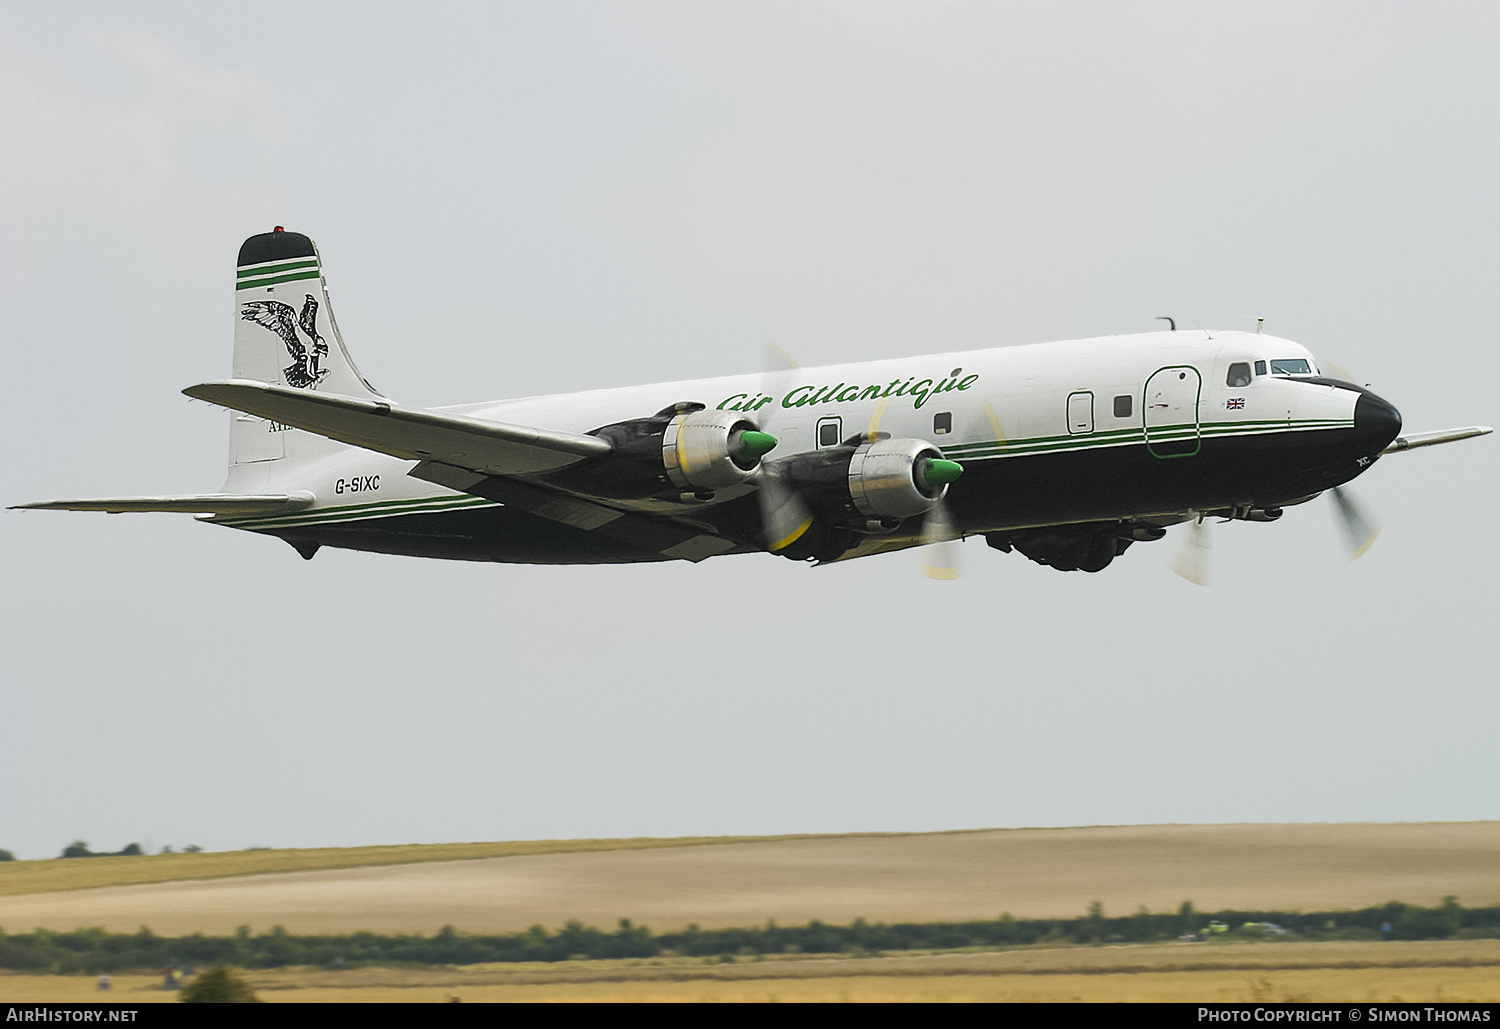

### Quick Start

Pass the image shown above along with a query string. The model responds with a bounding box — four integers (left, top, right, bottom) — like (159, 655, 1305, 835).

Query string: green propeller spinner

(919, 458, 963, 490)
(733, 430, 779, 464)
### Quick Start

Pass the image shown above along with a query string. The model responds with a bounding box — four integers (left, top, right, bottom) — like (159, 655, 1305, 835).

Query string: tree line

(0, 842, 209, 860)
(1, 898, 1496, 974)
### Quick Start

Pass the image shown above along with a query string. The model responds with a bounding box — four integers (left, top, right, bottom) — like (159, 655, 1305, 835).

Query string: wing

(183, 380, 611, 476)
(1381, 426, 1492, 453)
(10, 493, 314, 515)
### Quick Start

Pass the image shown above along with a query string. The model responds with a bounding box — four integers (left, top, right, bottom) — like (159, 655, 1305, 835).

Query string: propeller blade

(1170, 516, 1211, 585)
(1330, 485, 1380, 560)
(747, 344, 810, 553)
(919, 499, 961, 580)
(763, 342, 800, 373)
(757, 462, 813, 554)
(1322, 361, 1358, 384)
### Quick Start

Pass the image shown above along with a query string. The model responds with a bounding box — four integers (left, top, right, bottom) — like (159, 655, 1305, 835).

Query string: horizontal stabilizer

(1382, 426, 1493, 454)
(11, 493, 314, 515)
(184, 380, 611, 477)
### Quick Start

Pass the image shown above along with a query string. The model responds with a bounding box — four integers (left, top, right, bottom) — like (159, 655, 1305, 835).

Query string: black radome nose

(1354, 390, 1402, 452)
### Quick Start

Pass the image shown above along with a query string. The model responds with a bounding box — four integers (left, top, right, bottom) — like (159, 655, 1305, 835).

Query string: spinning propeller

(917, 486, 962, 580)
(750, 345, 964, 577)
(1169, 486, 1381, 586)
(756, 460, 815, 554)
(754, 343, 816, 554)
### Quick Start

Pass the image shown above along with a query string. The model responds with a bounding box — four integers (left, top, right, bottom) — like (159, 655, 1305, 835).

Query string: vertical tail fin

(228, 228, 381, 471)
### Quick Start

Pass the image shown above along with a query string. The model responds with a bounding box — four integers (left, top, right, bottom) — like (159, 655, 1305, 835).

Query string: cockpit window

(1254, 360, 1267, 376)
(1269, 358, 1312, 375)
(1226, 362, 1253, 387)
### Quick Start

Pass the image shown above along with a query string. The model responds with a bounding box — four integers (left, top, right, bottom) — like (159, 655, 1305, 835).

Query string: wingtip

(7, 500, 77, 511)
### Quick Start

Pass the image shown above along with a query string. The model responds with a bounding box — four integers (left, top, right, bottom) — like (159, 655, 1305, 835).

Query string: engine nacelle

(763, 436, 961, 562)
(558, 404, 776, 500)
(663, 408, 765, 491)
(847, 437, 954, 520)
(771, 436, 959, 522)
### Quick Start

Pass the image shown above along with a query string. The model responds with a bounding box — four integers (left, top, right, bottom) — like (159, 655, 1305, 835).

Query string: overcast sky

(2, 1, 1496, 860)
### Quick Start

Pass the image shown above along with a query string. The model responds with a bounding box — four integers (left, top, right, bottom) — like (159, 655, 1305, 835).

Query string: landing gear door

(1144, 366, 1202, 458)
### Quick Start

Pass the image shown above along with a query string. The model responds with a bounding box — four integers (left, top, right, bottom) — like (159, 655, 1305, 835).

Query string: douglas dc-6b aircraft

(14, 228, 1492, 581)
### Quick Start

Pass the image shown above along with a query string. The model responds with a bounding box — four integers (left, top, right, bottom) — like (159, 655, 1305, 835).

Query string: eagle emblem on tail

(240, 295, 329, 389)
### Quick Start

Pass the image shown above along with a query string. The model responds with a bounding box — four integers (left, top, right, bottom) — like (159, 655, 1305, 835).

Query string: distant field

(2, 822, 1497, 937)
(0, 832, 915, 898)
(6, 941, 1499, 1003)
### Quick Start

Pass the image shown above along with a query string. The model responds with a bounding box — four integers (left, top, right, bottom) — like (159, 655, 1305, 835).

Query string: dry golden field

(1, 821, 1496, 936)
(0, 832, 909, 898)
(5, 941, 1500, 1003)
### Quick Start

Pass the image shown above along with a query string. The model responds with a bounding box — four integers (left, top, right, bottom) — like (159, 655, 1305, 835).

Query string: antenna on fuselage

(1156, 316, 1176, 331)
(1256, 317, 1265, 334)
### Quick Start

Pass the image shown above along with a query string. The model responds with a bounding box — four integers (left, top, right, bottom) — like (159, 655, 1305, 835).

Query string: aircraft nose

(1354, 389, 1402, 452)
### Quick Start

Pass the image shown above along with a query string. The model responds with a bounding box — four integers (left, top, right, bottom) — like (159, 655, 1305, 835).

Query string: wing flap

(11, 493, 314, 515)
(183, 380, 612, 477)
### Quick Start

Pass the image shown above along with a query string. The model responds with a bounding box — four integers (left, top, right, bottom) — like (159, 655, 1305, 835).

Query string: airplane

(13, 227, 1492, 581)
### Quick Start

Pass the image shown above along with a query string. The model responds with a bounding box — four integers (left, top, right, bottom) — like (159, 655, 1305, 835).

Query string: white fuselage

(217, 329, 1355, 539)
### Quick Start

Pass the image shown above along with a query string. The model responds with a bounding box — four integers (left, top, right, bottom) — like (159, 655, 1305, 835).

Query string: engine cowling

(663, 408, 774, 491)
(846, 437, 957, 520)
(761, 436, 962, 562)
(556, 404, 777, 499)
(769, 435, 962, 522)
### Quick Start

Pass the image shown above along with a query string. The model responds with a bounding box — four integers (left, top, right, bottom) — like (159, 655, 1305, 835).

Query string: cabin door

(1143, 366, 1202, 458)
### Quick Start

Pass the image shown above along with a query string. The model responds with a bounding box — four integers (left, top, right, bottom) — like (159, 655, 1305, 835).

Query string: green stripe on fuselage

(939, 418, 1355, 460)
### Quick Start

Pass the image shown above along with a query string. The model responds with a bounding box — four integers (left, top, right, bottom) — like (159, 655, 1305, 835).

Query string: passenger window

(932, 412, 952, 435)
(1113, 395, 1132, 418)
(1226, 362, 1253, 388)
(1254, 360, 1267, 376)
(816, 416, 843, 449)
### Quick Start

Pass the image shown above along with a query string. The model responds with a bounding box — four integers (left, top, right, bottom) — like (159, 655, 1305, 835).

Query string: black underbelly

(946, 426, 1376, 531)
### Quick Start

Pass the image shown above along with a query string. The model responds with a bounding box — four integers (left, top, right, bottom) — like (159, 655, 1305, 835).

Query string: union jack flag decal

(1226, 397, 1245, 410)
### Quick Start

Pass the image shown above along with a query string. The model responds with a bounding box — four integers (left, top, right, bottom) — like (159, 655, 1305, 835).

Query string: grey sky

(1, 1, 1496, 860)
